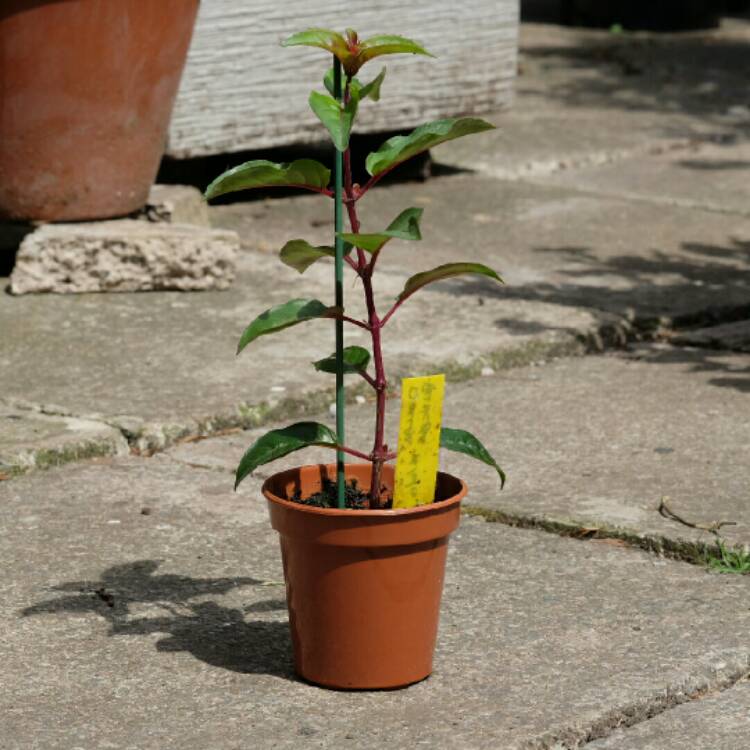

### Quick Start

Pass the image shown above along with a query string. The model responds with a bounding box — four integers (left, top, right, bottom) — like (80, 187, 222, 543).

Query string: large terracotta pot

(262, 462, 467, 690)
(0, 0, 199, 221)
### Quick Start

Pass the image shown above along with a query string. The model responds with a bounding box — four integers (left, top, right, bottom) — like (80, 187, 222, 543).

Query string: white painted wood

(167, 0, 519, 158)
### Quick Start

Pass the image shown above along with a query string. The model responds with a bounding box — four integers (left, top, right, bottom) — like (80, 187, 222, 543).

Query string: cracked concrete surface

(2, 462, 748, 749)
(1, 14, 750, 748)
(0, 401, 128, 476)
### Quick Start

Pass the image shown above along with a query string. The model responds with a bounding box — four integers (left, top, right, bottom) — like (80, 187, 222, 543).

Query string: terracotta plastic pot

(0, 0, 199, 221)
(262, 462, 467, 690)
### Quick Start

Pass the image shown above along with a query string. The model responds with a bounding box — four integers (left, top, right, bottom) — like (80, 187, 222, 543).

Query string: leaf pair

(234, 422, 504, 491)
(324, 67, 387, 103)
(311, 66, 387, 152)
(279, 206, 422, 274)
(204, 117, 496, 201)
(283, 28, 433, 77)
(341, 206, 422, 256)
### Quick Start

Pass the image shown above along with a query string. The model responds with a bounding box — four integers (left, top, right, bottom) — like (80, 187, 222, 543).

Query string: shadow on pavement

(21, 560, 294, 678)
(449, 238, 750, 391)
(677, 159, 750, 171)
(626, 342, 750, 393)
(456, 237, 749, 319)
(520, 27, 750, 138)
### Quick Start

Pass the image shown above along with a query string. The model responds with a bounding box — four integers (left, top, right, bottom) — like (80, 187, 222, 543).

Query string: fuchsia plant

(205, 28, 505, 508)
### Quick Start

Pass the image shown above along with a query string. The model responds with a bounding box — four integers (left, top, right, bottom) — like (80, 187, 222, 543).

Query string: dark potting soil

(289, 477, 393, 510)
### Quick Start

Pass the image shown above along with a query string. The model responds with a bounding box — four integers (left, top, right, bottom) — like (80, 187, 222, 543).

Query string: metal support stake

(333, 56, 346, 508)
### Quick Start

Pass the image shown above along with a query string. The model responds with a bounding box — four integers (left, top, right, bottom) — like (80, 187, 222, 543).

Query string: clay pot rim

(261, 462, 467, 519)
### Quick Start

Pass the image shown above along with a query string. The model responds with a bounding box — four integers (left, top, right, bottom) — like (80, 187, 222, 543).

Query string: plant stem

(337, 444, 371, 461)
(366, 292, 388, 507)
(333, 56, 346, 510)
(341, 78, 388, 508)
(337, 313, 370, 330)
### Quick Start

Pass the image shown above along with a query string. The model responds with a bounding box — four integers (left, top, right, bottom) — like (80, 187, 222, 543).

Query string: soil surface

(289, 477, 393, 510)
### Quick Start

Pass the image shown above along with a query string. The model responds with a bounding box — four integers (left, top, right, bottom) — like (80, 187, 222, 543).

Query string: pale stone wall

(167, 0, 519, 158)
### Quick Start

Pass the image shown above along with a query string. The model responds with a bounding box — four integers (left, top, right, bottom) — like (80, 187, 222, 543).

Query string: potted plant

(205, 28, 505, 690)
(0, 0, 199, 221)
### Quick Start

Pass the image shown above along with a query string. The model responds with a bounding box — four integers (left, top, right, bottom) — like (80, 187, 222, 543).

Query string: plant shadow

(626, 343, 750, 393)
(451, 237, 750, 392)
(21, 559, 294, 678)
(460, 237, 750, 325)
(520, 27, 750, 139)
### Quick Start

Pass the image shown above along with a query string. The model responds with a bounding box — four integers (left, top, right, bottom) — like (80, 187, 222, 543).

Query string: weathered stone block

(9, 221, 239, 294)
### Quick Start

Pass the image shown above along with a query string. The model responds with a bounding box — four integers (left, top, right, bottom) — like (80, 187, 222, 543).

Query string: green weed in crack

(705, 539, 750, 575)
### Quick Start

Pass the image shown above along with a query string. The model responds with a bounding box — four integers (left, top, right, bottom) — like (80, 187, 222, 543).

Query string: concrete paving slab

(457, 345, 750, 552)
(0, 402, 128, 476)
(538, 140, 750, 217)
(512, 22, 750, 129)
(173, 344, 750, 552)
(672, 319, 750, 352)
(4, 18, 750, 468)
(587, 678, 750, 749)
(436, 21, 750, 179)
(212, 172, 750, 322)
(7, 167, 749, 461)
(2, 457, 748, 749)
(0, 212, 608, 454)
(433, 108, 705, 180)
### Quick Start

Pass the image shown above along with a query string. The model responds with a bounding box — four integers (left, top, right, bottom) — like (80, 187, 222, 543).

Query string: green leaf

(339, 207, 423, 254)
(285, 29, 429, 76)
(366, 118, 495, 177)
(323, 69, 361, 100)
(237, 299, 337, 354)
(359, 67, 386, 101)
(283, 28, 357, 75)
(309, 91, 357, 152)
(235, 421, 338, 489)
(398, 262, 503, 302)
(323, 66, 386, 102)
(356, 34, 433, 69)
(440, 427, 505, 488)
(279, 240, 336, 273)
(323, 67, 345, 97)
(282, 28, 350, 58)
(313, 346, 371, 374)
(205, 159, 330, 200)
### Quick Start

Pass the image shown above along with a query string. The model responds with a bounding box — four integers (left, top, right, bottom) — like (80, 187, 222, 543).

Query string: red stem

(289, 184, 334, 197)
(367, 298, 388, 506)
(337, 313, 369, 331)
(341, 79, 388, 508)
(355, 162, 400, 201)
(380, 296, 406, 327)
(338, 444, 370, 461)
(359, 369, 377, 389)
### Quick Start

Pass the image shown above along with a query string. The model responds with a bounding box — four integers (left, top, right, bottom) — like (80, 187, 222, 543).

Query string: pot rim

(261, 462, 467, 519)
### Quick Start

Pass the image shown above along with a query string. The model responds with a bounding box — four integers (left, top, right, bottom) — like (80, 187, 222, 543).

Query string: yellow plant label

(393, 374, 445, 508)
